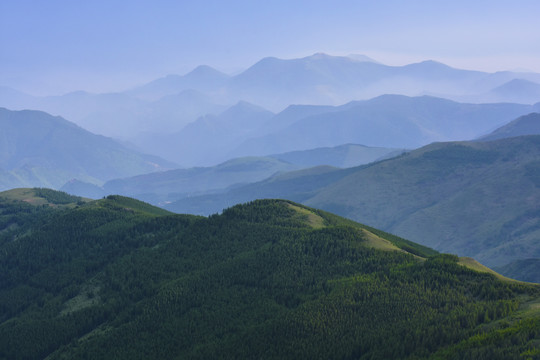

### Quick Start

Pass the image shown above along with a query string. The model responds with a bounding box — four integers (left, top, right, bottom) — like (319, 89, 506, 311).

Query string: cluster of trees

(0, 194, 539, 359)
(33, 188, 84, 205)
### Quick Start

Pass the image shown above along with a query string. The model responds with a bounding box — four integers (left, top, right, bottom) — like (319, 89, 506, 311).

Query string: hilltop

(0, 189, 539, 359)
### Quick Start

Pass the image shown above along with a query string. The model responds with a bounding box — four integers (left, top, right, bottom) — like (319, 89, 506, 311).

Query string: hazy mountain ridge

(268, 143, 406, 168)
(479, 112, 540, 141)
(127, 65, 230, 101)
(66, 143, 400, 204)
(2, 53, 540, 145)
(133, 101, 275, 166)
(229, 95, 540, 156)
(102, 156, 301, 204)
(1, 189, 538, 359)
(0, 108, 174, 190)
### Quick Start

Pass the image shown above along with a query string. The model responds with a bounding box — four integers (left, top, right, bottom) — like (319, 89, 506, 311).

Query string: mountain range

(1, 188, 538, 359)
(130, 94, 540, 165)
(2, 53, 540, 154)
(227, 95, 540, 158)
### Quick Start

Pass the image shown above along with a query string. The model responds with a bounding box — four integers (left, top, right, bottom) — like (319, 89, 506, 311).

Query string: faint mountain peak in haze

(490, 79, 540, 103)
(220, 100, 273, 117)
(182, 64, 229, 81)
(127, 65, 229, 101)
(401, 59, 477, 78)
(346, 53, 380, 63)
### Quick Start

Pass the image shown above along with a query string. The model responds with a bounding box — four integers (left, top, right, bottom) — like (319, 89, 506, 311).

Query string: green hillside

(168, 135, 540, 281)
(1, 189, 540, 359)
(304, 136, 540, 268)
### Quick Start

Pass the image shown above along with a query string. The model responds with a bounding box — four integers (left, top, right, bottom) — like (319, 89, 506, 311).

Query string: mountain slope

(97, 143, 402, 206)
(269, 143, 405, 168)
(1, 190, 539, 359)
(164, 165, 350, 215)
(304, 136, 540, 267)
(494, 258, 540, 284)
(167, 135, 540, 275)
(479, 112, 540, 141)
(0, 108, 174, 190)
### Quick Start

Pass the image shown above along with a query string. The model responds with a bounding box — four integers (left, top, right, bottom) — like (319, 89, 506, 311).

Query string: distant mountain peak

(220, 100, 273, 117)
(184, 64, 228, 79)
(408, 59, 453, 69)
(346, 53, 380, 63)
(493, 78, 540, 91)
(306, 52, 333, 59)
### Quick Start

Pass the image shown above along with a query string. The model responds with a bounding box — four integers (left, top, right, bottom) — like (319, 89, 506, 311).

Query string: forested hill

(1, 189, 540, 359)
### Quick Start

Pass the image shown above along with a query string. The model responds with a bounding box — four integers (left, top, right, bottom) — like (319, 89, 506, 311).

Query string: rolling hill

(0, 108, 174, 190)
(166, 135, 540, 279)
(1, 188, 539, 359)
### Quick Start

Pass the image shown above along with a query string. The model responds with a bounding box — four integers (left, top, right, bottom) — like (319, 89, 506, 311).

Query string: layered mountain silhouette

(130, 95, 540, 165)
(2, 53, 540, 147)
(133, 101, 274, 165)
(127, 65, 230, 101)
(228, 95, 540, 157)
(72, 143, 400, 204)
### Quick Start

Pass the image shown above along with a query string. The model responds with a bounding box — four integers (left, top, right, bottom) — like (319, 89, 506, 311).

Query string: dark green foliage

(420, 144, 499, 165)
(34, 188, 83, 204)
(0, 192, 539, 359)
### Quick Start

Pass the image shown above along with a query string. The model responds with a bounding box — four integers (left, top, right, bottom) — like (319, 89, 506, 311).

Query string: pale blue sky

(1, 0, 539, 95)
